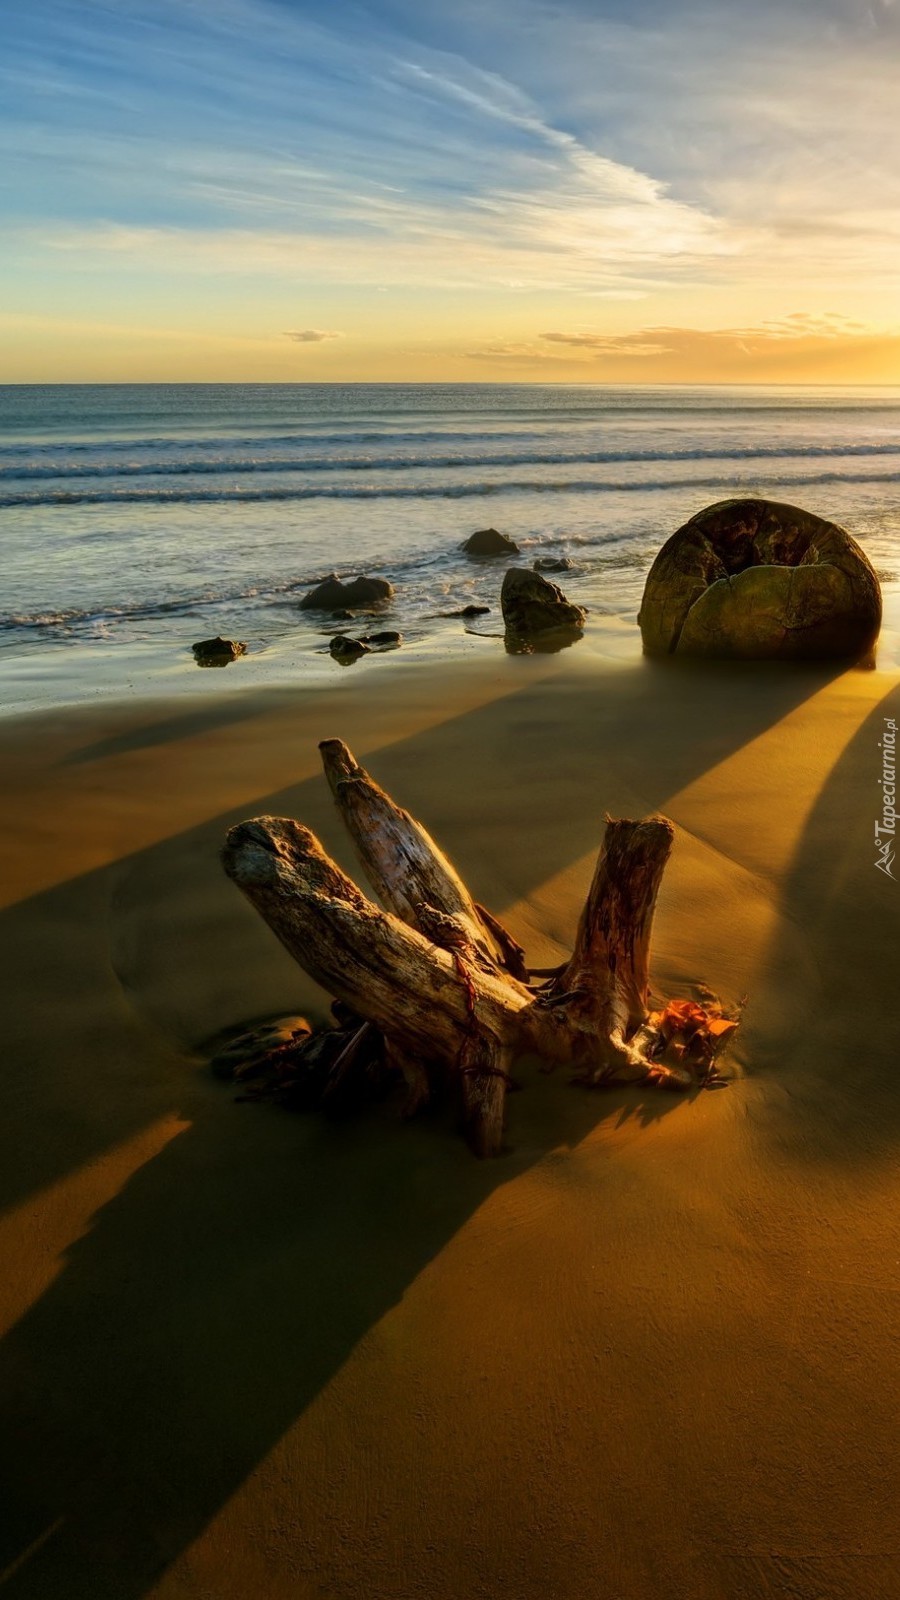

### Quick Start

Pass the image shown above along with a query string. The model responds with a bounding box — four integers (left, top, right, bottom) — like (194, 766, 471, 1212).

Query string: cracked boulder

(638, 498, 881, 661)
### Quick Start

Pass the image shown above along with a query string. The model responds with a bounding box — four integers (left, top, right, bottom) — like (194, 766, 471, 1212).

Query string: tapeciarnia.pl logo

(875, 716, 897, 879)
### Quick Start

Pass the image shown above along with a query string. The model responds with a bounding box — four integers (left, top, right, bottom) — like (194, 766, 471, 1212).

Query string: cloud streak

(282, 328, 343, 342)
(2, 0, 899, 376)
(462, 314, 900, 380)
(539, 312, 875, 354)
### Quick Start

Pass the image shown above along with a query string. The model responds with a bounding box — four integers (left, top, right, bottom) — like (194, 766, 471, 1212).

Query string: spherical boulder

(638, 498, 881, 661)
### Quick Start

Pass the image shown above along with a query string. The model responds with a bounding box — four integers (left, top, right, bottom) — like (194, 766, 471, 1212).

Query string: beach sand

(1, 648, 899, 1600)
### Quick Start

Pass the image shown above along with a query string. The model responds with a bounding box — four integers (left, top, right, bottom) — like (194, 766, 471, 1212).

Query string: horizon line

(3, 379, 900, 390)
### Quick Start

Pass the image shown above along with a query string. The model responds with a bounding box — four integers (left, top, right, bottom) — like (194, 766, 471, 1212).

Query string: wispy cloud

(283, 328, 343, 342)
(0, 0, 740, 301)
(2, 0, 899, 376)
(539, 312, 876, 354)
(460, 313, 900, 379)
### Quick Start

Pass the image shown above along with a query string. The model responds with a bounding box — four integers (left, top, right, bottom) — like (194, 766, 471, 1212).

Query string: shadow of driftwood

(0, 1035, 684, 1596)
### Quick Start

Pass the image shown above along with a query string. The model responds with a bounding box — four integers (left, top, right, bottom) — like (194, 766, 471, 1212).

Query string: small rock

(360, 630, 402, 647)
(331, 608, 355, 620)
(330, 635, 370, 662)
(300, 573, 394, 610)
(501, 567, 586, 644)
(209, 1016, 312, 1080)
(462, 528, 520, 557)
(192, 635, 247, 666)
(533, 556, 574, 573)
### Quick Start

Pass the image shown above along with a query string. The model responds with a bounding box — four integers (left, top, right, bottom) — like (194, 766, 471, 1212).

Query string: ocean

(2, 381, 899, 710)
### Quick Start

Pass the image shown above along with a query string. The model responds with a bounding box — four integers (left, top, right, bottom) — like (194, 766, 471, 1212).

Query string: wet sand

(1, 649, 899, 1599)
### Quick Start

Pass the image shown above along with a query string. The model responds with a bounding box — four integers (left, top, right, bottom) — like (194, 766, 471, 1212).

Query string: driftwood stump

(221, 740, 697, 1156)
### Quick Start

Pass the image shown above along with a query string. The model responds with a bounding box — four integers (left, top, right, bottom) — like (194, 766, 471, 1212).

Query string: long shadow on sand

(747, 677, 900, 1165)
(0, 658, 851, 1597)
(59, 684, 301, 766)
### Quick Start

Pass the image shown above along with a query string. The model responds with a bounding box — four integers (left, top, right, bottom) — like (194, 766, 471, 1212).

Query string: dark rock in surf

(330, 636, 370, 663)
(300, 574, 394, 610)
(501, 568, 586, 647)
(360, 630, 402, 647)
(441, 604, 491, 618)
(638, 497, 882, 661)
(462, 528, 520, 557)
(533, 556, 574, 573)
(192, 635, 247, 667)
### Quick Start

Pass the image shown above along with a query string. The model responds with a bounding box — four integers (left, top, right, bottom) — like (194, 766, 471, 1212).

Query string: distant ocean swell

(4, 467, 899, 509)
(4, 442, 900, 481)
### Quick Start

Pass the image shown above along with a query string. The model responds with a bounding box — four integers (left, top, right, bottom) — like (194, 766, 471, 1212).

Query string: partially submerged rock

(501, 567, 586, 647)
(440, 604, 491, 618)
(533, 556, 574, 573)
(192, 635, 247, 667)
(330, 635, 370, 662)
(300, 573, 394, 610)
(330, 630, 401, 663)
(639, 498, 882, 660)
(360, 630, 402, 647)
(462, 528, 520, 557)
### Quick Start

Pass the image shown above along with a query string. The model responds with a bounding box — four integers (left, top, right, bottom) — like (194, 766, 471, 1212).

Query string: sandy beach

(1, 647, 899, 1599)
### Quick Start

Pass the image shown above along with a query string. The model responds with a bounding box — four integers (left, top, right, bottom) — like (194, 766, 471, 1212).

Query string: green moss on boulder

(638, 498, 881, 661)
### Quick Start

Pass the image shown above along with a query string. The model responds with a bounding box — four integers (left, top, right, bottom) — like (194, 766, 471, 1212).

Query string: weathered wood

(538, 816, 687, 1088)
(221, 817, 532, 1153)
(318, 1020, 379, 1114)
(383, 1036, 433, 1119)
(563, 816, 673, 1029)
(221, 749, 703, 1155)
(319, 738, 528, 981)
(458, 1029, 516, 1159)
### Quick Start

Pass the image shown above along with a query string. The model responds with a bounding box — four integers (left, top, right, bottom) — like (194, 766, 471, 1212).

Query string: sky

(1, 0, 899, 383)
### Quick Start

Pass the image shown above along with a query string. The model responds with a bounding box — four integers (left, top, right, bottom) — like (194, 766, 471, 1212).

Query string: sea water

(2, 382, 899, 710)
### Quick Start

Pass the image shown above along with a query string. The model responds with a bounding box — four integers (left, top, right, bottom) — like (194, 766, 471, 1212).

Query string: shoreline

(4, 378, 900, 719)
(2, 593, 899, 719)
(2, 653, 899, 1597)
(0, 610, 645, 720)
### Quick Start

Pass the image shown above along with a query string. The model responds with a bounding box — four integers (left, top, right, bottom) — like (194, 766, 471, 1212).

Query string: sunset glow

(3, 0, 899, 383)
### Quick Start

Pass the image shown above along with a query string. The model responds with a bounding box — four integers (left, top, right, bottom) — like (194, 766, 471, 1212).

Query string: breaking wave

(3, 466, 898, 510)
